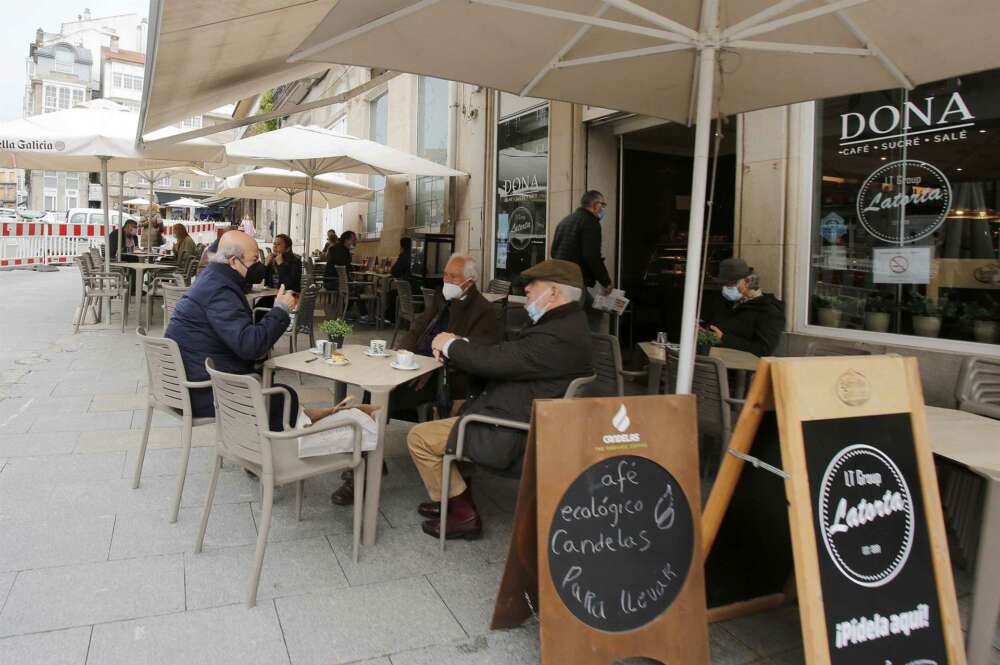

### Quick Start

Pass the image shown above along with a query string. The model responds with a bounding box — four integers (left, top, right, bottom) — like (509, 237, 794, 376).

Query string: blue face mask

(598, 207, 606, 220)
(526, 292, 550, 323)
(722, 285, 742, 302)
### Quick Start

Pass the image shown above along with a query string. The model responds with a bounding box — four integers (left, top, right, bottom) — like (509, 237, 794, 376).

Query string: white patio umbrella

(165, 197, 207, 221)
(124, 197, 153, 206)
(217, 167, 373, 237)
(288, 0, 1000, 394)
(223, 126, 464, 254)
(0, 100, 224, 271)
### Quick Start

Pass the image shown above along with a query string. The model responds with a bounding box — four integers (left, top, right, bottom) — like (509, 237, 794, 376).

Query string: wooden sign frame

(493, 394, 709, 665)
(703, 356, 966, 665)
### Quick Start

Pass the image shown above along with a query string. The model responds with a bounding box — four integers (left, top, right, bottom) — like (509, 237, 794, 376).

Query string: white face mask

(442, 281, 467, 301)
(721, 285, 742, 302)
(526, 291, 551, 323)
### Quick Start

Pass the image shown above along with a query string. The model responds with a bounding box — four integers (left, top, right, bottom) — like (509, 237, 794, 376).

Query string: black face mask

(243, 261, 267, 291)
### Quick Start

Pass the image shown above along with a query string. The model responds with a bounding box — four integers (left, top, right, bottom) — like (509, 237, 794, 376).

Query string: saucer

(390, 361, 419, 371)
(364, 350, 391, 358)
(325, 357, 350, 367)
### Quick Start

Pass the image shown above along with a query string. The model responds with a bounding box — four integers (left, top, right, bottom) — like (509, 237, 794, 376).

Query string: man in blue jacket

(166, 231, 298, 430)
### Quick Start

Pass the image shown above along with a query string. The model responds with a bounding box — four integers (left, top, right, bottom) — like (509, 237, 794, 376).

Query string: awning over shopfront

(138, 0, 336, 135)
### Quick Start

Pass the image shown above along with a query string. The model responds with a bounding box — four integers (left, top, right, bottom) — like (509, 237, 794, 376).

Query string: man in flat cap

(406, 259, 594, 540)
(701, 256, 785, 356)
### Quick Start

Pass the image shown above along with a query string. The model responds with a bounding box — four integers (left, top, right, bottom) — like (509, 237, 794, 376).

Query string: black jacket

(264, 252, 302, 293)
(108, 228, 136, 260)
(390, 250, 411, 278)
(551, 207, 611, 288)
(323, 241, 352, 284)
(165, 263, 290, 417)
(702, 292, 785, 356)
(400, 284, 503, 399)
(444, 302, 593, 471)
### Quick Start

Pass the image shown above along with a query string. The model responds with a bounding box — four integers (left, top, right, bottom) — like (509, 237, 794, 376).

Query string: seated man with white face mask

(328, 253, 501, 506)
(404, 259, 594, 540)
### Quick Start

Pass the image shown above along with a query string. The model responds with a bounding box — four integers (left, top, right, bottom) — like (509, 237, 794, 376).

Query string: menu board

(802, 414, 947, 664)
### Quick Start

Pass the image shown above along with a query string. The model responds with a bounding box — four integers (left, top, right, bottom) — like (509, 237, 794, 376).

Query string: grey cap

(714, 257, 752, 285)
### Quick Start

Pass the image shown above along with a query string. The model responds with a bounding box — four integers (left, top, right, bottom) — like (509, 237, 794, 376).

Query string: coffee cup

(370, 339, 387, 355)
(395, 349, 415, 368)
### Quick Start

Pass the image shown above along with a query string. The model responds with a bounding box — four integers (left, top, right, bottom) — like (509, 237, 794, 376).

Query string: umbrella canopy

(288, 0, 1000, 393)
(224, 126, 464, 178)
(224, 126, 463, 253)
(165, 197, 207, 208)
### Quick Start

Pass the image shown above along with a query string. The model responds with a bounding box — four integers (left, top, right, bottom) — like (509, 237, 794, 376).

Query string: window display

(812, 69, 1000, 344)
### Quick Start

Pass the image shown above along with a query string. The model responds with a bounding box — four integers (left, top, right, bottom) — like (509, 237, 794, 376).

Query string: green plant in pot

(696, 328, 719, 355)
(319, 319, 353, 348)
(908, 294, 950, 338)
(864, 292, 896, 333)
(963, 302, 998, 344)
(815, 295, 845, 328)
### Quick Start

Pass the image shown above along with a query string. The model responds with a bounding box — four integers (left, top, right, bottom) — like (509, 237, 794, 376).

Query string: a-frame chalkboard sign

(492, 394, 710, 665)
(702, 355, 966, 665)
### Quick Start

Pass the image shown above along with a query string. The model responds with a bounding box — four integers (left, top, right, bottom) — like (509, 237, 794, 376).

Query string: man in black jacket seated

(166, 231, 299, 430)
(701, 257, 785, 357)
(406, 259, 594, 540)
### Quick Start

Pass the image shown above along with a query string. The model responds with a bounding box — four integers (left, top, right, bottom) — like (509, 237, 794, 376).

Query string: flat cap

(518, 259, 583, 289)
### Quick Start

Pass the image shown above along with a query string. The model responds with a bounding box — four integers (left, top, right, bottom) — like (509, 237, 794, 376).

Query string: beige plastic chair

(954, 356, 1000, 420)
(74, 255, 130, 333)
(588, 333, 648, 397)
(438, 374, 595, 550)
(161, 282, 188, 330)
(196, 359, 366, 607)
(133, 328, 214, 524)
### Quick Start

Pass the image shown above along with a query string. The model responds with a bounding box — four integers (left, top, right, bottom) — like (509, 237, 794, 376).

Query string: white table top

(925, 406, 1000, 482)
(110, 261, 174, 272)
(638, 341, 761, 372)
(246, 287, 279, 301)
(265, 345, 439, 391)
(482, 292, 527, 305)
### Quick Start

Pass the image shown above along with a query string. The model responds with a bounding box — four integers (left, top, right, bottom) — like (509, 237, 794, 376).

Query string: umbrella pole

(303, 176, 315, 257)
(117, 172, 126, 260)
(675, 44, 718, 395)
(287, 191, 294, 237)
(100, 156, 112, 328)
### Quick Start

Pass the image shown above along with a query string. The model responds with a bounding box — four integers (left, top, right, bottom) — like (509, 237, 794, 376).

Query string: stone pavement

(0, 267, 995, 665)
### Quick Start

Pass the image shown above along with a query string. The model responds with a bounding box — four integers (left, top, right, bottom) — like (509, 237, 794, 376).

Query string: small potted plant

(319, 318, 353, 349)
(696, 328, 719, 355)
(908, 294, 949, 338)
(864, 293, 895, 333)
(815, 295, 844, 328)
(963, 302, 998, 343)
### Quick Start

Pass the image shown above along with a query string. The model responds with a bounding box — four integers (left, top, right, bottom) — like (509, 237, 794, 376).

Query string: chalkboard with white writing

(547, 454, 694, 632)
(802, 413, 948, 664)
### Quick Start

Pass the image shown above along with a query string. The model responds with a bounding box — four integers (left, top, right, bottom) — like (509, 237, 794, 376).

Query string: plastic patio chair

(954, 356, 1000, 420)
(132, 328, 214, 523)
(437, 374, 596, 550)
(161, 282, 188, 330)
(587, 333, 648, 397)
(391, 279, 421, 348)
(196, 359, 366, 607)
(289, 284, 319, 352)
(73, 255, 130, 333)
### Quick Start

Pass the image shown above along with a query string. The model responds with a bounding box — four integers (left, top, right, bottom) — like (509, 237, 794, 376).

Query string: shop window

(415, 76, 449, 228)
(494, 103, 549, 281)
(44, 195, 57, 211)
(812, 69, 1000, 345)
(366, 93, 388, 238)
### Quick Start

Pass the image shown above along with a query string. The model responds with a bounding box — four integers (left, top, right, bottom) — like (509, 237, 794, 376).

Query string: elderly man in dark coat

(406, 259, 593, 540)
(166, 230, 298, 430)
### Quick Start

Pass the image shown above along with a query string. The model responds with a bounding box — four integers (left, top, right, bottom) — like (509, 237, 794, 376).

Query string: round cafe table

(109, 262, 175, 329)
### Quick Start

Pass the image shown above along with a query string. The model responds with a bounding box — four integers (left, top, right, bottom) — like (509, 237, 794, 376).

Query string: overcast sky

(0, 0, 148, 121)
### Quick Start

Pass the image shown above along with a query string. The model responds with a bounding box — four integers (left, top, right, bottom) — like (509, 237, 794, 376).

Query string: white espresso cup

(395, 349, 415, 367)
(370, 339, 387, 355)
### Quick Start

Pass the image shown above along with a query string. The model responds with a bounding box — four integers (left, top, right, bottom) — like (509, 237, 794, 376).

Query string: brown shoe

(421, 514, 482, 540)
(417, 501, 441, 519)
(330, 478, 354, 506)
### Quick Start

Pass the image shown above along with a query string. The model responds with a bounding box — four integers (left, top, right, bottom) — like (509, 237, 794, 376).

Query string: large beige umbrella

(223, 127, 463, 254)
(214, 168, 373, 238)
(288, 0, 1000, 395)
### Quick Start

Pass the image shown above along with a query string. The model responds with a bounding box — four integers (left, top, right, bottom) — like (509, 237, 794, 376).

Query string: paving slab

(184, 537, 348, 610)
(110, 503, 257, 560)
(708, 624, 759, 665)
(130, 409, 188, 430)
(75, 425, 213, 454)
(0, 554, 184, 636)
(427, 562, 506, 636)
(0, 572, 14, 612)
(387, 628, 540, 665)
(89, 393, 146, 412)
(0, 432, 79, 458)
(0, 625, 92, 665)
(29, 411, 133, 433)
(0, 513, 115, 573)
(249, 487, 388, 543)
(124, 445, 217, 480)
(717, 606, 803, 657)
(0, 452, 125, 484)
(275, 577, 465, 665)
(88, 603, 290, 665)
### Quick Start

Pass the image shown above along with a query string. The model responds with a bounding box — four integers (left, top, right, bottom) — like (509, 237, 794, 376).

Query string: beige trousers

(407, 416, 466, 501)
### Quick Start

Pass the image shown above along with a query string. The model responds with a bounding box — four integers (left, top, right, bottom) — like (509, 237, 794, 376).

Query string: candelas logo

(818, 444, 915, 587)
(603, 404, 639, 444)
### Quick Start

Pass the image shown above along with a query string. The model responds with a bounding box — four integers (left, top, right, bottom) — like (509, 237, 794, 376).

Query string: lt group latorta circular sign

(507, 206, 534, 251)
(817, 444, 915, 588)
(856, 159, 951, 244)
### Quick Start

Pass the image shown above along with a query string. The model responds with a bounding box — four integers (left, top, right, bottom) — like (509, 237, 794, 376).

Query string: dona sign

(840, 92, 975, 145)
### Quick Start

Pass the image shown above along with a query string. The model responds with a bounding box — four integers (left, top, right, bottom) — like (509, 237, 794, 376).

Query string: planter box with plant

(864, 292, 896, 333)
(815, 295, 845, 328)
(697, 329, 719, 355)
(319, 319, 353, 348)
(962, 302, 999, 344)
(908, 294, 953, 338)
